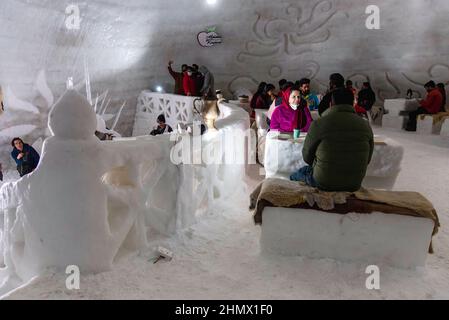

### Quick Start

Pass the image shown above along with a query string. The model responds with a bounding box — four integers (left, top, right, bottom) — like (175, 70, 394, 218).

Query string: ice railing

(129, 98, 252, 225)
(0, 94, 251, 289)
(132, 91, 198, 136)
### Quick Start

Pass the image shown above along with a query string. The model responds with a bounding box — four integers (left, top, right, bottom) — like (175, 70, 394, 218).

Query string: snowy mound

(48, 90, 97, 139)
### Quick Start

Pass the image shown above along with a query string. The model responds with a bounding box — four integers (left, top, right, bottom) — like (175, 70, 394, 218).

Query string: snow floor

(2, 127, 449, 300)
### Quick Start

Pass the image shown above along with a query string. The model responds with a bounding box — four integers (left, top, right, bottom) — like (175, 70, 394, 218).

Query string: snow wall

(0, 91, 250, 294)
(1, 0, 449, 138)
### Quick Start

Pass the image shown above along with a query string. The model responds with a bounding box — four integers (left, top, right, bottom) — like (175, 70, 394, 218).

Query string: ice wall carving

(173, 100, 250, 223)
(230, 0, 342, 97)
(236, 1, 338, 63)
(0, 91, 250, 295)
(229, 0, 449, 103)
(0, 91, 173, 291)
(1, 0, 449, 134)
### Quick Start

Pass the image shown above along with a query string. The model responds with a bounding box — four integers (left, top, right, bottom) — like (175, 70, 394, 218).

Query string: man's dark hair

(281, 81, 295, 91)
(363, 81, 371, 88)
(437, 83, 445, 89)
(278, 79, 287, 89)
(181, 64, 188, 71)
(265, 83, 275, 93)
(256, 82, 267, 94)
(157, 114, 166, 123)
(346, 80, 353, 86)
(331, 88, 354, 106)
(290, 86, 301, 93)
(425, 81, 436, 88)
(330, 73, 345, 88)
(11, 137, 24, 147)
(192, 64, 199, 71)
(298, 78, 311, 87)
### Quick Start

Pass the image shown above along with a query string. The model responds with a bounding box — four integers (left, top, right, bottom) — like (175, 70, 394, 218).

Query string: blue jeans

(290, 165, 317, 187)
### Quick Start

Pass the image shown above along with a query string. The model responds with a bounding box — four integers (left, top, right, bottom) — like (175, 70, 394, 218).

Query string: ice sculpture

(0, 90, 166, 290)
(0, 69, 125, 171)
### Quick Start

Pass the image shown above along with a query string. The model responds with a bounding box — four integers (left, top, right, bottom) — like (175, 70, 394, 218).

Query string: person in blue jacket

(10, 137, 40, 177)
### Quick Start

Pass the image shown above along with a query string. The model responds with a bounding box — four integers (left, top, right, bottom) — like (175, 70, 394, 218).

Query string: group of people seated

(250, 79, 321, 117)
(251, 73, 376, 135)
(252, 73, 376, 192)
(256, 72, 447, 192)
(168, 61, 215, 98)
(405, 81, 447, 131)
(319, 74, 377, 118)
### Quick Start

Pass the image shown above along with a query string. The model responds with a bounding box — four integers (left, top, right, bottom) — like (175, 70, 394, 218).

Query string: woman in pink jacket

(270, 86, 313, 133)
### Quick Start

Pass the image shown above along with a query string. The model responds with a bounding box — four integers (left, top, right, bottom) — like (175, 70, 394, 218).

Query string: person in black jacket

(318, 73, 348, 116)
(10, 137, 40, 177)
(437, 83, 447, 112)
(355, 82, 376, 115)
(150, 114, 173, 136)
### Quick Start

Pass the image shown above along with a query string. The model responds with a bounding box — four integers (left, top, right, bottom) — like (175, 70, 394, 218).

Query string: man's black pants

(406, 107, 429, 131)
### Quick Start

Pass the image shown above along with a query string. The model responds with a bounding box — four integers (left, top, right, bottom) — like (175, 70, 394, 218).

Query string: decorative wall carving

(226, 0, 449, 104)
(229, 0, 342, 97)
(133, 91, 196, 136)
(236, 1, 338, 63)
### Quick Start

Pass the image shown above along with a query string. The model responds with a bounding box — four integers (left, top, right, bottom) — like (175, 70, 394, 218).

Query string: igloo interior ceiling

(1, 0, 449, 135)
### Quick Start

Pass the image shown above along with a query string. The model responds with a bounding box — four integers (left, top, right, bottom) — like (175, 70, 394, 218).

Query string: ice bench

(250, 179, 439, 269)
(441, 117, 449, 138)
(417, 113, 449, 135)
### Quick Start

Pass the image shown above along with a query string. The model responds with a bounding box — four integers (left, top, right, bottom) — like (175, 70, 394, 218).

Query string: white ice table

(441, 118, 449, 137)
(383, 99, 420, 130)
(264, 132, 404, 189)
(384, 98, 419, 116)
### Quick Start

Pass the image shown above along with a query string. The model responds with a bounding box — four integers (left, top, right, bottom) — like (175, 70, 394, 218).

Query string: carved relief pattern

(229, 0, 339, 95)
(236, 1, 337, 63)
(133, 92, 196, 136)
(227, 0, 449, 103)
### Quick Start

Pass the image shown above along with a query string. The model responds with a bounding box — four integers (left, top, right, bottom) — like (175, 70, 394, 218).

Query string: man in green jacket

(291, 88, 374, 192)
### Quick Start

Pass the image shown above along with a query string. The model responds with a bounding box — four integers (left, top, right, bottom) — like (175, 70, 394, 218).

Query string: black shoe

(405, 126, 416, 132)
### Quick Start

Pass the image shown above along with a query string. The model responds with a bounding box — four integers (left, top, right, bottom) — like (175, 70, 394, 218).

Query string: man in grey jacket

(199, 66, 215, 98)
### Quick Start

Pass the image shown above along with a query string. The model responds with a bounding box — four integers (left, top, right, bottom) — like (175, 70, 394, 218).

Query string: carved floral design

(229, 0, 341, 96)
(226, 1, 449, 103)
